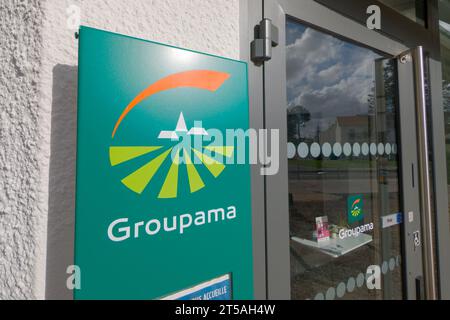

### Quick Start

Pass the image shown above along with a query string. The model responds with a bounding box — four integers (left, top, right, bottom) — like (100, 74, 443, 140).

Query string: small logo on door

(348, 195, 364, 223)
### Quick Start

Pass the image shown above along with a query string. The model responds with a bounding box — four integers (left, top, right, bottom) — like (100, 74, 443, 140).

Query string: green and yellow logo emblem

(109, 70, 234, 199)
(348, 195, 364, 223)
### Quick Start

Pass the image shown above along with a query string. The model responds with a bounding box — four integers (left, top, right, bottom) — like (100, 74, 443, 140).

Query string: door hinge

(250, 18, 279, 65)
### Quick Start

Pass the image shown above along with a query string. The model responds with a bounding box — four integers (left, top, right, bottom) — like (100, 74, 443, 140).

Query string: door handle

(399, 46, 438, 300)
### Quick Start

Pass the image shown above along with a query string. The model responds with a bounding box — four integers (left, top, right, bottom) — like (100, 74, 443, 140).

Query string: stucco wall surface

(0, 0, 46, 300)
(1, 0, 239, 300)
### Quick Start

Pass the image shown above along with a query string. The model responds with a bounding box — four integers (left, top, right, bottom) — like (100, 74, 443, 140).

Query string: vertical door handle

(404, 46, 438, 300)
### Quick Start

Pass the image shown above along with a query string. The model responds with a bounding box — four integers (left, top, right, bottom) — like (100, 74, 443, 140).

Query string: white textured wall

(1, 0, 239, 300)
(0, 0, 46, 300)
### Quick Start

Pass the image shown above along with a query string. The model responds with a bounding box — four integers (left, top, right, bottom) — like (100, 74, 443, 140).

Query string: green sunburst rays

(110, 146, 172, 194)
(109, 144, 235, 199)
(191, 146, 234, 178)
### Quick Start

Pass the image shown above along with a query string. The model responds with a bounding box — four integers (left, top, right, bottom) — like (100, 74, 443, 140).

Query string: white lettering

(367, 265, 381, 289)
(339, 223, 374, 240)
(66, 265, 81, 290)
(134, 221, 144, 238)
(227, 206, 236, 219)
(180, 214, 193, 234)
(145, 219, 161, 235)
(208, 208, 225, 223)
(194, 211, 206, 226)
(163, 216, 177, 232)
(107, 205, 238, 242)
(366, 5, 381, 30)
(108, 218, 130, 242)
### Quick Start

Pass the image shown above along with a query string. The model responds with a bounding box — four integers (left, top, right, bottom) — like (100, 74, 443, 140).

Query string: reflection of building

(318, 114, 398, 145)
(320, 116, 369, 144)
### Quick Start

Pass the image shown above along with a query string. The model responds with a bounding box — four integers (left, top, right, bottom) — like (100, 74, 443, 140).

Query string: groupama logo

(351, 199, 362, 217)
(109, 70, 234, 199)
(348, 195, 364, 223)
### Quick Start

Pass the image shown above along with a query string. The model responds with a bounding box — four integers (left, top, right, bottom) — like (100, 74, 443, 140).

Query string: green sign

(348, 195, 364, 223)
(75, 26, 253, 299)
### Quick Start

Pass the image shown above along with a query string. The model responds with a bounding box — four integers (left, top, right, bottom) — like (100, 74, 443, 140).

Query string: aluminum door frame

(312, 0, 450, 299)
(240, 0, 267, 300)
(427, 57, 450, 300)
(243, 0, 429, 300)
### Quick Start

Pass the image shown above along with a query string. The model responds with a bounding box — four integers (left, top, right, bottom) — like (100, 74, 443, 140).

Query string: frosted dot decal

(353, 143, 361, 157)
(333, 143, 342, 157)
(356, 273, 365, 288)
(298, 143, 309, 159)
(378, 143, 385, 156)
(347, 277, 356, 293)
(396, 255, 401, 267)
(361, 143, 369, 156)
(322, 143, 332, 157)
(392, 143, 398, 154)
(287, 142, 296, 159)
(325, 287, 336, 300)
(310, 143, 321, 158)
(382, 261, 388, 274)
(385, 143, 392, 155)
(370, 143, 377, 156)
(336, 282, 346, 298)
(343, 143, 352, 157)
(314, 293, 325, 300)
(389, 258, 396, 271)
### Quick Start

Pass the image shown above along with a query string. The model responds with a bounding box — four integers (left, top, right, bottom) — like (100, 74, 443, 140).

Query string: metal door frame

(241, 0, 450, 300)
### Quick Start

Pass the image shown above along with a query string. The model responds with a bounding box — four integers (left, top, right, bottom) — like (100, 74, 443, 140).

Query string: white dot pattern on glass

(361, 143, 369, 156)
(314, 257, 402, 300)
(287, 142, 296, 159)
(298, 142, 309, 158)
(353, 143, 361, 157)
(314, 293, 325, 300)
(315, 256, 401, 300)
(325, 287, 336, 300)
(289, 142, 398, 159)
(385, 143, 392, 155)
(343, 143, 352, 156)
(378, 143, 385, 156)
(389, 258, 396, 271)
(382, 261, 388, 274)
(347, 277, 356, 293)
(370, 143, 377, 156)
(322, 143, 332, 157)
(336, 282, 346, 298)
(356, 273, 365, 288)
(310, 143, 321, 158)
(333, 143, 342, 157)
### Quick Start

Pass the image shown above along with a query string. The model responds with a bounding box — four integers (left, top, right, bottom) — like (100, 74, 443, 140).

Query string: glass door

(260, 0, 429, 300)
(286, 19, 403, 300)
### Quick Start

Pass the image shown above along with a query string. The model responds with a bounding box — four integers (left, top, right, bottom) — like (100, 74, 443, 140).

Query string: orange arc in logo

(111, 70, 231, 138)
(352, 198, 361, 208)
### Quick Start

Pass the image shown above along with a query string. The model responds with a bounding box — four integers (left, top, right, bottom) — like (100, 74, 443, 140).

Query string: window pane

(286, 18, 404, 300)
(378, 0, 427, 26)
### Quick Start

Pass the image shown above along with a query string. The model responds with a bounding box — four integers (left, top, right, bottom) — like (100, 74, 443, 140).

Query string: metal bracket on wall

(250, 18, 279, 65)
